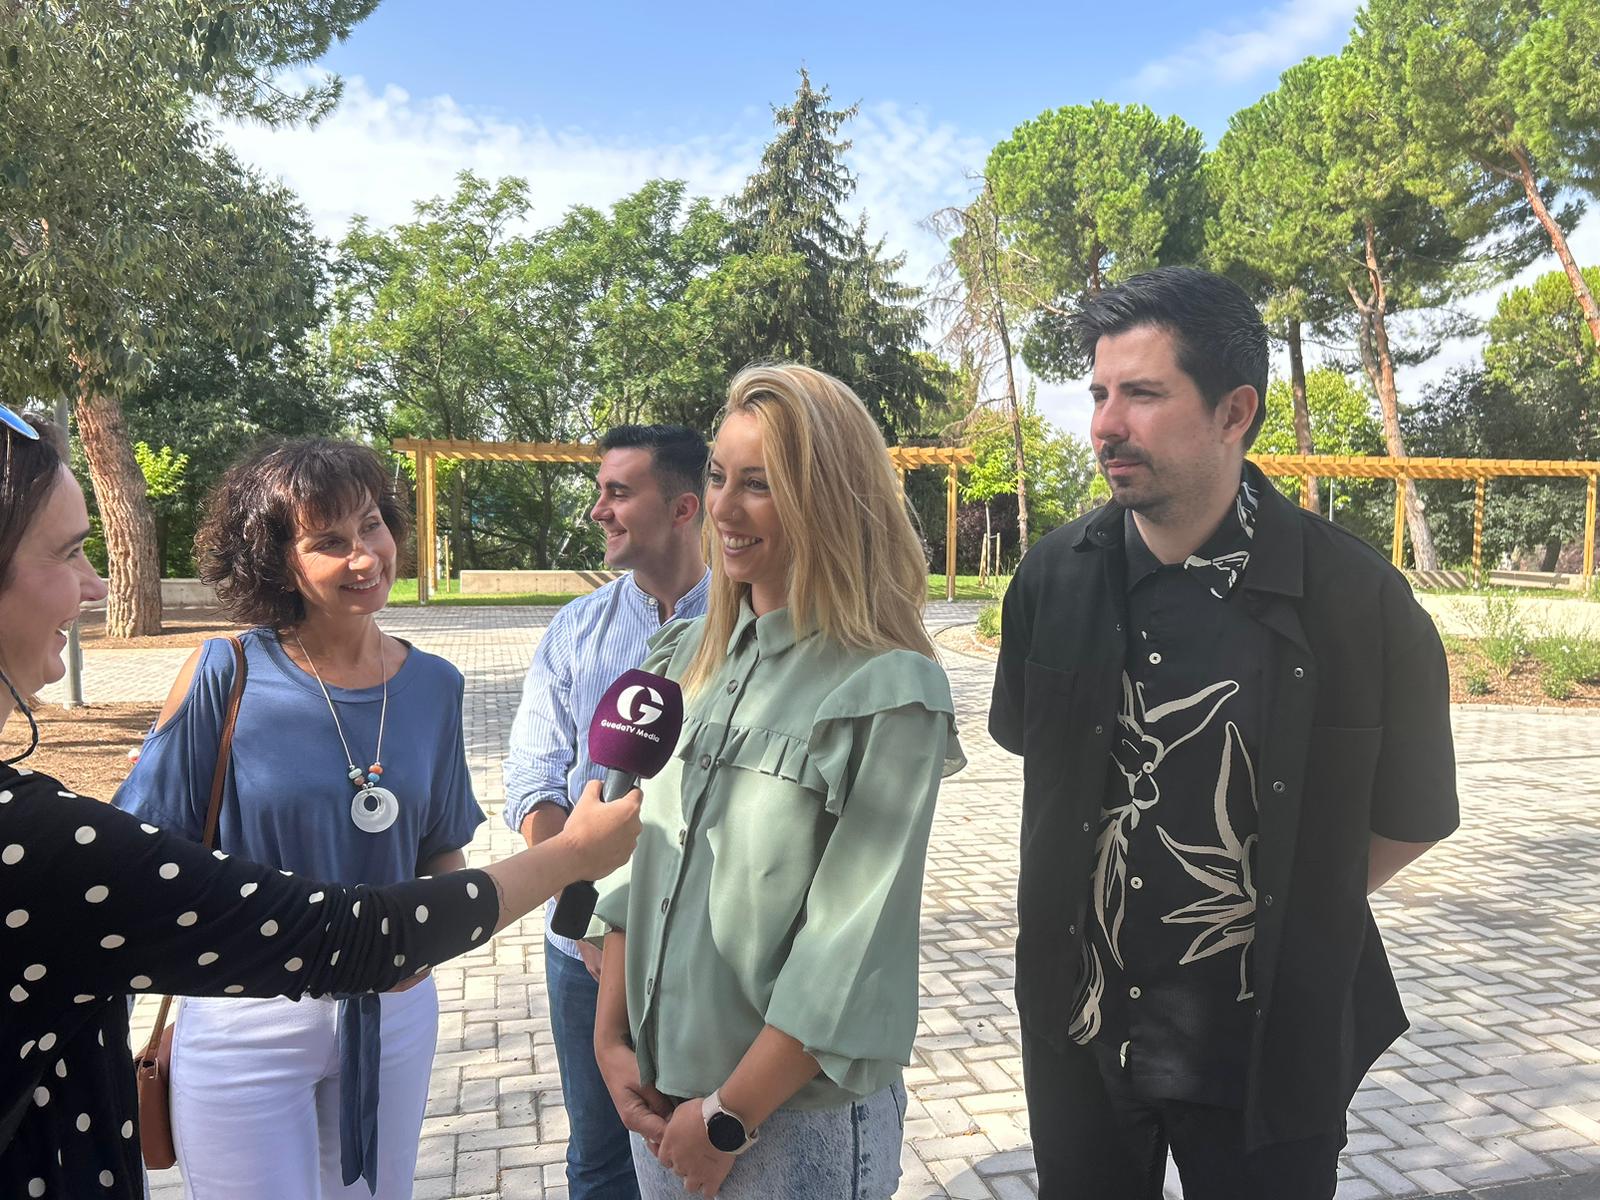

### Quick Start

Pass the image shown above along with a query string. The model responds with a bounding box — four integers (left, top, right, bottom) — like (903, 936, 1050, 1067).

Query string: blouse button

(678, 828, 687, 845)
(726, 680, 739, 694)
(1129, 986, 1142, 1000)
(660, 898, 670, 914)
(1094, 724, 1104, 735)
(1148, 652, 1162, 666)
(646, 977, 655, 995)
(1130, 877, 1143, 890)
(1293, 667, 1306, 678)
(1272, 781, 1286, 794)
(1081, 821, 1091, 833)
(698, 755, 711, 770)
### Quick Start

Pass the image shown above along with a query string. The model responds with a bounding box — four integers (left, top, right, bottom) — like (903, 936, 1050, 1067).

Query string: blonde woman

(593, 364, 965, 1199)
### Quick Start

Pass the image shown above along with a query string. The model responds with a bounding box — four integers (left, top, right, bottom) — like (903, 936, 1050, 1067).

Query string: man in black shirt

(990, 268, 1459, 1198)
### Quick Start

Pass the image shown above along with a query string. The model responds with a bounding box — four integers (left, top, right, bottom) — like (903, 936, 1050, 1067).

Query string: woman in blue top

(116, 438, 483, 1199)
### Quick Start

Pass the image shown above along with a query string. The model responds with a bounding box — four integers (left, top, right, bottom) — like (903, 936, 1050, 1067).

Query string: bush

(1531, 635, 1600, 698)
(1464, 667, 1492, 696)
(976, 603, 1002, 640)
(1473, 595, 1531, 675)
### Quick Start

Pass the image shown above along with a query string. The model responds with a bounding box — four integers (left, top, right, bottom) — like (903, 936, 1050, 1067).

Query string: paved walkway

(43, 604, 1600, 1199)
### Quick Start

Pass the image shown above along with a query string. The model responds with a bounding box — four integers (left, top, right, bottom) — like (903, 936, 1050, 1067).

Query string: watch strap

(701, 1089, 759, 1155)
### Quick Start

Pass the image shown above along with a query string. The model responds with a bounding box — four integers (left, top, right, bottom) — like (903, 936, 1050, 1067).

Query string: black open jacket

(990, 465, 1460, 1148)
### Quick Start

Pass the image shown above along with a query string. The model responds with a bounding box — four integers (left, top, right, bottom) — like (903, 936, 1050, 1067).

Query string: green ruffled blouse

(593, 601, 965, 1109)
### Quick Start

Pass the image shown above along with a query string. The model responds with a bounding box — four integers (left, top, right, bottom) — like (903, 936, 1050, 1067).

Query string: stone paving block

(64, 607, 1600, 1197)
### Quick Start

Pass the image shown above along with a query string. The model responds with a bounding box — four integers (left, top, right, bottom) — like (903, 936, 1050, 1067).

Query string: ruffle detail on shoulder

(807, 650, 967, 814)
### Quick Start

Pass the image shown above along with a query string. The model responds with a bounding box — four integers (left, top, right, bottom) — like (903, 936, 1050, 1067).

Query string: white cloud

(1129, 0, 1359, 92)
(218, 76, 987, 288)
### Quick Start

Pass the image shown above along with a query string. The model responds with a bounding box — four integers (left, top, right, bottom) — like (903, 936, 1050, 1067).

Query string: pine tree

(723, 71, 939, 433)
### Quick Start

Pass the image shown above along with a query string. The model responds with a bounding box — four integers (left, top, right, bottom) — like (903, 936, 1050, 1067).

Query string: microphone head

(586, 668, 685, 779)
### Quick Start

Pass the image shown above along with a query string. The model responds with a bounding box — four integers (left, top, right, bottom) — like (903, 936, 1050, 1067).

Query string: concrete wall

(83, 579, 218, 610)
(459, 569, 621, 595)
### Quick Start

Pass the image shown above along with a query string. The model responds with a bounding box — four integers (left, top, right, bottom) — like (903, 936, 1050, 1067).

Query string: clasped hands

(597, 1039, 735, 1197)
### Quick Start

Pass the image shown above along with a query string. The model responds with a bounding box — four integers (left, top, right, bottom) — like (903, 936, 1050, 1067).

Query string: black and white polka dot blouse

(0, 762, 499, 1199)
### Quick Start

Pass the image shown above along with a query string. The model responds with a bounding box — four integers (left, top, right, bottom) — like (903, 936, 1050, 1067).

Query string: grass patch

(389, 574, 1005, 606)
(929, 575, 1006, 601)
(387, 578, 581, 607)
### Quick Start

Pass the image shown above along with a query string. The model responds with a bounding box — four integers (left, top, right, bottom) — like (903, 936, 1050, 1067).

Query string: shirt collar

(1080, 462, 1303, 599)
(727, 596, 804, 657)
(624, 566, 712, 620)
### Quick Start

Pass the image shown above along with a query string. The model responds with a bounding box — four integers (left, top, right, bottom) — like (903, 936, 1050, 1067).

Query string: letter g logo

(616, 685, 664, 726)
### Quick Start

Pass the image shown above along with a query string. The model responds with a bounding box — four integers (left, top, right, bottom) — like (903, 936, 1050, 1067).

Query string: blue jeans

(630, 1082, 906, 1200)
(546, 939, 641, 1200)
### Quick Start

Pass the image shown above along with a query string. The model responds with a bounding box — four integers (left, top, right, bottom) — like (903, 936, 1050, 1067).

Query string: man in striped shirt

(504, 425, 710, 1200)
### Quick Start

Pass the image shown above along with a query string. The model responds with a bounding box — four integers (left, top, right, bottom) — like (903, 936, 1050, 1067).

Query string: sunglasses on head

(0, 405, 40, 440)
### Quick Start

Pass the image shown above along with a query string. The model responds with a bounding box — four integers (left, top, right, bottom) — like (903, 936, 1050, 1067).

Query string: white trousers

(169, 978, 439, 1200)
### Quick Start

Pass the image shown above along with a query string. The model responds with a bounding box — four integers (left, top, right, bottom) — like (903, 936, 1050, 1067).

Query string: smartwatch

(701, 1090, 759, 1155)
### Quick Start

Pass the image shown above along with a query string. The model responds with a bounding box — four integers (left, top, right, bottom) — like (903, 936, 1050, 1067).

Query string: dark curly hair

(196, 438, 410, 631)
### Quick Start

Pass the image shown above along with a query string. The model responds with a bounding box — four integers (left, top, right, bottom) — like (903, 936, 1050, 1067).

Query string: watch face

(706, 1111, 747, 1153)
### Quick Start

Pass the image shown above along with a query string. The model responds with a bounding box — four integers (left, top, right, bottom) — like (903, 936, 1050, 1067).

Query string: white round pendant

(351, 786, 399, 834)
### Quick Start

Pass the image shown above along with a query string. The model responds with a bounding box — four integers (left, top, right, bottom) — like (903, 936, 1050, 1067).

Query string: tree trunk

(1287, 317, 1318, 512)
(1511, 143, 1600, 353)
(75, 384, 163, 637)
(1354, 220, 1440, 571)
(984, 182, 1030, 551)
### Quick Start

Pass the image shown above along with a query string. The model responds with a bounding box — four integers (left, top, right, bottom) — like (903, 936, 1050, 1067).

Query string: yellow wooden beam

(1253, 453, 1600, 480)
(391, 437, 975, 470)
(1473, 478, 1486, 588)
(1585, 474, 1597, 581)
(945, 463, 958, 603)
(1392, 477, 1407, 568)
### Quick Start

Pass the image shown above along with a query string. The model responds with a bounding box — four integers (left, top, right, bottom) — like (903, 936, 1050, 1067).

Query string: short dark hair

(0, 413, 66, 589)
(196, 438, 409, 630)
(599, 424, 709, 501)
(1073, 267, 1270, 448)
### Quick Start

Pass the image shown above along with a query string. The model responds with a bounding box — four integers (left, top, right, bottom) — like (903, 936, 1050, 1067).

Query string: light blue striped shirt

(503, 568, 710, 959)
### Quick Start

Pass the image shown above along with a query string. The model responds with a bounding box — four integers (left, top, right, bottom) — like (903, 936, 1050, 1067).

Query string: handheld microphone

(549, 668, 685, 939)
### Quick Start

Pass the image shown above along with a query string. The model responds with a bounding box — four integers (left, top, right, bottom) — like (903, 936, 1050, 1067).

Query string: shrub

(1531, 635, 1600, 699)
(976, 602, 1002, 641)
(1473, 595, 1530, 675)
(1464, 668, 1492, 696)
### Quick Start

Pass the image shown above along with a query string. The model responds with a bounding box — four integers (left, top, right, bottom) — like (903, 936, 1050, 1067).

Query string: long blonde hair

(682, 363, 936, 695)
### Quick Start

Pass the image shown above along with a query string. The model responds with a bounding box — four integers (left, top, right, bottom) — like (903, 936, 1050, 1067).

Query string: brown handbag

(134, 636, 246, 1170)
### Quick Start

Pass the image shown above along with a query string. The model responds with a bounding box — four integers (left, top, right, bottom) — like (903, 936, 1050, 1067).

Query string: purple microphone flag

(586, 668, 684, 779)
(549, 668, 684, 938)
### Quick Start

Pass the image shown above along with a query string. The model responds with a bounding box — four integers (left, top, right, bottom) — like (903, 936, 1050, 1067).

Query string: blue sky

(315, 0, 1345, 148)
(221, 0, 1596, 438)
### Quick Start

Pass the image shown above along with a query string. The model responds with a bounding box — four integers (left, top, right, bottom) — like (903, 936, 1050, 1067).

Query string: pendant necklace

(293, 628, 399, 834)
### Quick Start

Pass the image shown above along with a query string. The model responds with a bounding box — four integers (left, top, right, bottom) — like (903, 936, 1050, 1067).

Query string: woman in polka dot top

(0, 412, 642, 1200)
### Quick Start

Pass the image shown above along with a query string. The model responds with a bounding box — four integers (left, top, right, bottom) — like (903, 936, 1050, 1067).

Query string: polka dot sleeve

(1, 765, 498, 1052)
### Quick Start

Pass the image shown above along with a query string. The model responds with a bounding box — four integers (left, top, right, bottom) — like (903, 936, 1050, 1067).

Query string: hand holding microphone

(550, 668, 685, 938)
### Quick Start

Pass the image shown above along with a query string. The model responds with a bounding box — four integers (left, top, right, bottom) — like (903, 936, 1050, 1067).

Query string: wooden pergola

(1252, 455, 1599, 582)
(392, 438, 976, 603)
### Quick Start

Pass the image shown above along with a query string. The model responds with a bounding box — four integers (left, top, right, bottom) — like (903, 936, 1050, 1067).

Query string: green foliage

(723, 72, 942, 434)
(1357, 0, 1596, 252)
(1205, 60, 1345, 338)
(976, 603, 1002, 640)
(1256, 370, 1384, 458)
(986, 101, 1207, 378)
(1464, 666, 1493, 696)
(1531, 635, 1600, 699)
(1473, 595, 1532, 675)
(0, 0, 376, 398)
(133, 444, 189, 500)
(1255, 369, 1392, 546)
(962, 396, 1096, 538)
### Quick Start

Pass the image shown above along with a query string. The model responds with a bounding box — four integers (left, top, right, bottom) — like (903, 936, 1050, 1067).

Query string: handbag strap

(138, 636, 247, 1062)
